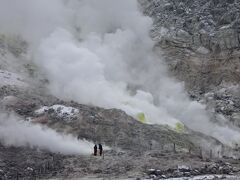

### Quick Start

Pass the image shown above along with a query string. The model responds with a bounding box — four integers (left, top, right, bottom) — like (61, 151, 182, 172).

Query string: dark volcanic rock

(0, 143, 65, 179)
(146, 161, 237, 179)
(139, 0, 240, 53)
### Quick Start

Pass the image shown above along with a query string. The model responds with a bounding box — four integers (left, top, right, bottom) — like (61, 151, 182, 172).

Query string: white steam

(0, 0, 68, 46)
(1, 0, 240, 146)
(0, 113, 93, 155)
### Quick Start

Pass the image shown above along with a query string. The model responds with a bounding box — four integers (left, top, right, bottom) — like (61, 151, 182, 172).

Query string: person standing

(99, 144, 103, 156)
(94, 144, 97, 156)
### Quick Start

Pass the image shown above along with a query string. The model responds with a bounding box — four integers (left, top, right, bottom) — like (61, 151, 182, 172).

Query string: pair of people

(94, 144, 103, 156)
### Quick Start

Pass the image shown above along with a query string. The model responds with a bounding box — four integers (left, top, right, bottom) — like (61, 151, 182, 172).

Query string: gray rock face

(139, 0, 240, 97)
(138, 0, 240, 154)
(139, 0, 240, 53)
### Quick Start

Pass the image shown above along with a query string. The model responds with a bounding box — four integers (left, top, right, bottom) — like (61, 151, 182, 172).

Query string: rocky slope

(139, 0, 240, 90)
(139, 0, 240, 132)
(1, 85, 240, 179)
(139, 0, 240, 53)
(0, 1, 240, 179)
(0, 38, 238, 179)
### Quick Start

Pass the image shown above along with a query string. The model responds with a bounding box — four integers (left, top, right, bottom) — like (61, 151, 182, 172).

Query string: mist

(0, 112, 93, 155)
(0, 0, 68, 47)
(1, 0, 240, 146)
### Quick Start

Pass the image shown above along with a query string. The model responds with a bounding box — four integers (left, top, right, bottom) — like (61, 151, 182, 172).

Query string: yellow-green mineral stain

(136, 112, 147, 123)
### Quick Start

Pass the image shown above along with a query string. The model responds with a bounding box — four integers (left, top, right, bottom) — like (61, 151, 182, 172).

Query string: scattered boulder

(146, 161, 236, 179)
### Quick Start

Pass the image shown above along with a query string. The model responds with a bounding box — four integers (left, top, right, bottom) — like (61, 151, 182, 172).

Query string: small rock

(147, 169, 156, 175)
(161, 175, 166, 178)
(178, 165, 191, 172)
(26, 167, 33, 171)
(150, 174, 157, 179)
(155, 169, 162, 175)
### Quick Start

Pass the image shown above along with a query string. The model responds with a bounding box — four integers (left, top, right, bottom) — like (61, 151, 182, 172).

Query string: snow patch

(35, 104, 79, 119)
(177, 165, 191, 171)
(165, 175, 236, 180)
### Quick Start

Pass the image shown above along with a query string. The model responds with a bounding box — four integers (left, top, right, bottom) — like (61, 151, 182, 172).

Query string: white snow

(177, 165, 190, 171)
(35, 104, 79, 119)
(164, 175, 236, 180)
(35, 106, 49, 114)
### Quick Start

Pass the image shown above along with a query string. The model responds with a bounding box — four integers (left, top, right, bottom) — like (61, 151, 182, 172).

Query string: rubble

(146, 161, 238, 179)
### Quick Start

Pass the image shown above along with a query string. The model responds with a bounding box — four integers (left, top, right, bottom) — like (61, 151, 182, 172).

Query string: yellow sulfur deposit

(175, 122, 185, 133)
(136, 112, 147, 123)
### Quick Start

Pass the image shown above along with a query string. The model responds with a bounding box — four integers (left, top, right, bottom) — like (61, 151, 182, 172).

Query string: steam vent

(1, 0, 240, 179)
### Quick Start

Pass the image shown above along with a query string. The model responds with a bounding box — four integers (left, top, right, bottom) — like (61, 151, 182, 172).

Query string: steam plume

(0, 112, 92, 155)
(0, 0, 240, 146)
